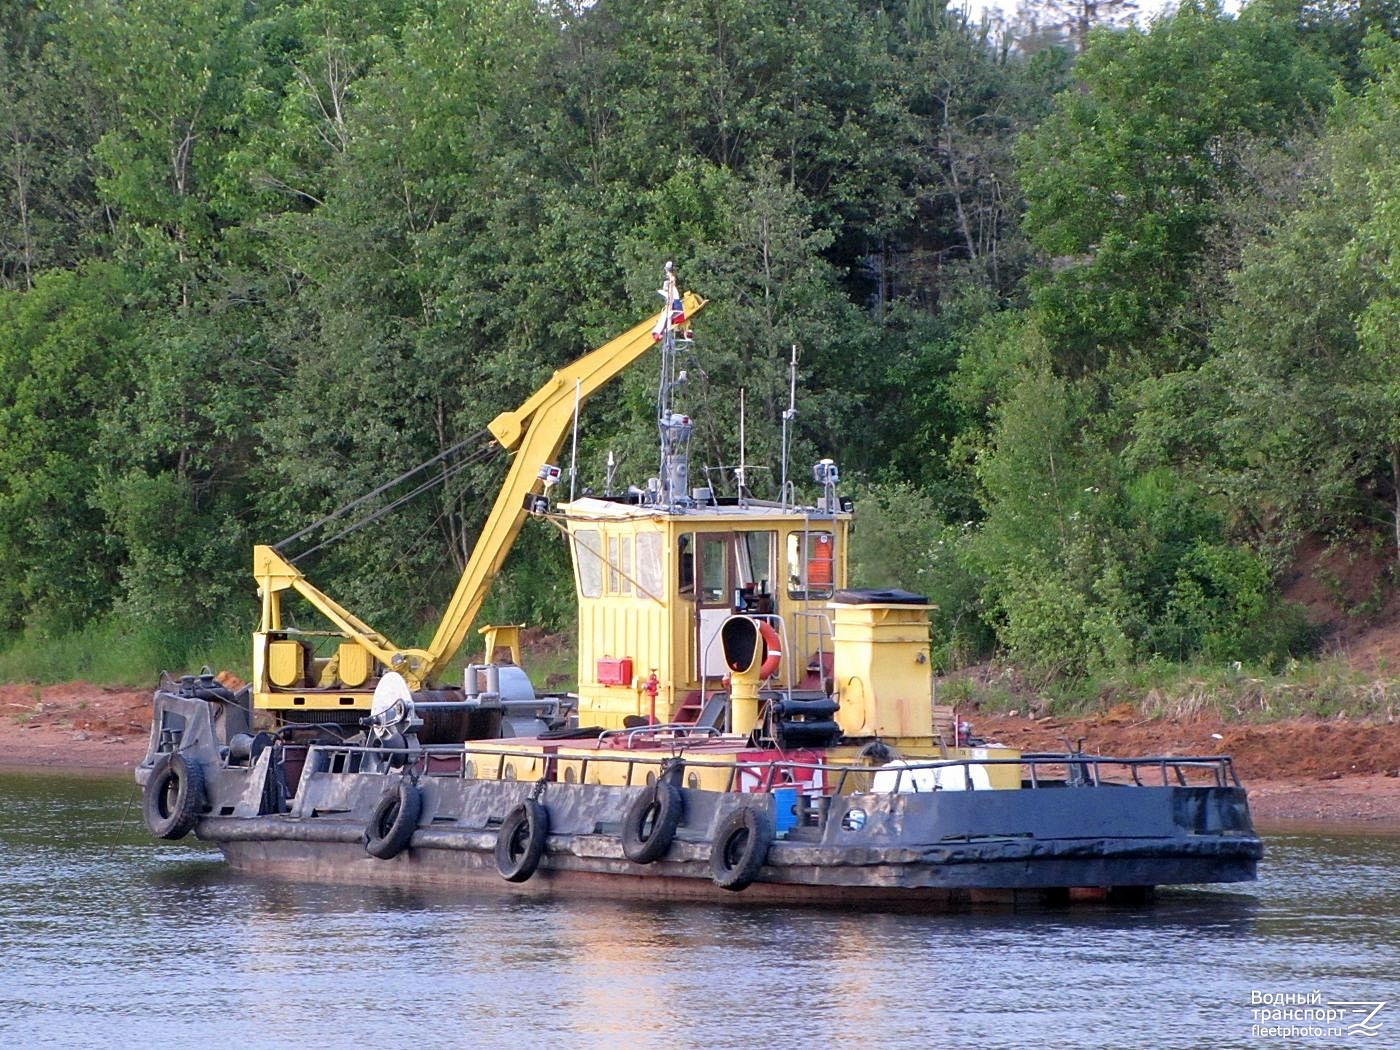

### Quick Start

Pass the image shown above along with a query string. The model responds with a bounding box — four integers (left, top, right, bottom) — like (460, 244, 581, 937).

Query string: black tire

(495, 798, 549, 882)
(364, 780, 422, 860)
(621, 783, 683, 864)
(143, 752, 207, 840)
(710, 806, 773, 891)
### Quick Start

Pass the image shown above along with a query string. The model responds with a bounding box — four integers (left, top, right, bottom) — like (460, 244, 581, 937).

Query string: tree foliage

(0, 262, 134, 631)
(1, 0, 1398, 686)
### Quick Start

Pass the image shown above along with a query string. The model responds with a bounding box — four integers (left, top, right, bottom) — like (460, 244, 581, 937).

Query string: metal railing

(597, 723, 724, 748)
(294, 739, 1241, 796)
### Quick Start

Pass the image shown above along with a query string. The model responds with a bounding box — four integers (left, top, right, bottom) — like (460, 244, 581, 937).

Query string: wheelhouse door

(691, 530, 776, 679)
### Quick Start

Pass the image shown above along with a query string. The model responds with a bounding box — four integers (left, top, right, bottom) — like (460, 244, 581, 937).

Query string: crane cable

(278, 428, 501, 564)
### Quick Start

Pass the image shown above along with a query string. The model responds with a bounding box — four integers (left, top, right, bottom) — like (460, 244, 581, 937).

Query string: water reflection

(2, 771, 1398, 1049)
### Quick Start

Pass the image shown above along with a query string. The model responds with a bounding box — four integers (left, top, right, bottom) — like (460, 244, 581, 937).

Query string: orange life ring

(758, 621, 782, 679)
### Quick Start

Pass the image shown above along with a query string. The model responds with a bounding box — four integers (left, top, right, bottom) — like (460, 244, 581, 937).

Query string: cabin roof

(560, 495, 847, 525)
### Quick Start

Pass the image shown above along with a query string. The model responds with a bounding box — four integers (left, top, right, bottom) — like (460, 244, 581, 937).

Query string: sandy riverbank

(4, 682, 1400, 824)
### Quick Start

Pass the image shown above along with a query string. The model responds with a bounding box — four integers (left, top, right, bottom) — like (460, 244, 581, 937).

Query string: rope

(276, 427, 497, 555)
(282, 433, 501, 564)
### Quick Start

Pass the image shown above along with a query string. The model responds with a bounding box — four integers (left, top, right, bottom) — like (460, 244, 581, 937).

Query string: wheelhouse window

(787, 530, 835, 600)
(734, 530, 775, 613)
(636, 532, 663, 599)
(573, 529, 604, 598)
(700, 534, 727, 604)
(606, 535, 633, 595)
(678, 533, 695, 595)
(684, 530, 779, 606)
(738, 531, 774, 593)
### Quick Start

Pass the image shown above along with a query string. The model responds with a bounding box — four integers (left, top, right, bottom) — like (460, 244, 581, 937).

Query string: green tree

(247, 0, 565, 631)
(1210, 34, 1400, 562)
(1350, 37, 1400, 563)
(56, 0, 263, 294)
(958, 349, 1117, 675)
(0, 263, 134, 631)
(0, 1, 109, 288)
(1017, 1, 1335, 376)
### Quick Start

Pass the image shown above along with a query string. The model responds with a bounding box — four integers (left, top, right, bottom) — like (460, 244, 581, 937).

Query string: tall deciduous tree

(1211, 34, 1400, 563)
(1042, 0, 1141, 49)
(1017, 1, 1334, 377)
(0, 2, 108, 288)
(0, 264, 134, 631)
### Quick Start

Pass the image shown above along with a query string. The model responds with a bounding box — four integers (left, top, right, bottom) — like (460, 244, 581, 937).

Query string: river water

(0, 771, 1396, 1050)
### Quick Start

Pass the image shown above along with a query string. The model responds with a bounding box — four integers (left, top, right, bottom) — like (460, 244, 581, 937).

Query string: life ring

(495, 798, 549, 882)
(757, 621, 782, 679)
(364, 779, 422, 859)
(622, 782, 684, 863)
(142, 752, 207, 840)
(709, 806, 774, 891)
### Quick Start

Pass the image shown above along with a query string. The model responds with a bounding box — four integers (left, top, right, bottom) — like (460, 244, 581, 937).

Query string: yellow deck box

(830, 598, 936, 739)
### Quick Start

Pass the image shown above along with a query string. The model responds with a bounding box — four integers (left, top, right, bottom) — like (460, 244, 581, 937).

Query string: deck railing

(296, 739, 1242, 795)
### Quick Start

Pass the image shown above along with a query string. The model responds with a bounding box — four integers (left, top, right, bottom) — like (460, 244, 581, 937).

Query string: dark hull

(142, 691, 1261, 907)
(192, 764, 1261, 906)
(214, 838, 1242, 908)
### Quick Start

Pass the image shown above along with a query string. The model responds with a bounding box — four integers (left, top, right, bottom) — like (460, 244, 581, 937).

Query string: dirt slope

(1281, 534, 1400, 672)
(0, 681, 151, 770)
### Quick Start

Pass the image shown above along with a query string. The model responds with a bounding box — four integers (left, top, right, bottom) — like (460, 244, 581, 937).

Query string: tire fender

(495, 798, 549, 882)
(621, 782, 684, 864)
(364, 780, 422, 860)
(710, 806, 774, 891)
(143, 752, 207, 840)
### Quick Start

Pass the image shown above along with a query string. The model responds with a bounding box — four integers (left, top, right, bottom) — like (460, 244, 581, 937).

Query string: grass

(0, 615, 580, 693)
(0, 617, 251, 687)
(941, 655, 1400, 723)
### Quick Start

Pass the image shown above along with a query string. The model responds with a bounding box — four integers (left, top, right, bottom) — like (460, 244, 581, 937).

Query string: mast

(655, 261, 693, 508)
(780, 344, 798, 509)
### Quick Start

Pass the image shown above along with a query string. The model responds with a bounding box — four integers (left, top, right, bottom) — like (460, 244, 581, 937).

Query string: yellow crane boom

(424, 289, 706, 680)
(252, 289, 706, 709)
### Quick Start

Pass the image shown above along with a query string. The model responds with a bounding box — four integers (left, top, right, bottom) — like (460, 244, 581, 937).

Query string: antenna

(780, 344, 798, 509)
(736, 388, 748, 504)
(656, 261, 678, 420)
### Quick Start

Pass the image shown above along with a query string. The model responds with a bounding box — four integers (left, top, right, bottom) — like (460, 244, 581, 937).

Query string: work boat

(137, 268, 1261, 906)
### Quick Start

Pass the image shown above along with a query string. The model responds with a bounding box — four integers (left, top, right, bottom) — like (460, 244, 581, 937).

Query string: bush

(1149, 540, 1316, 668)
(847, 481, 993, 668)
